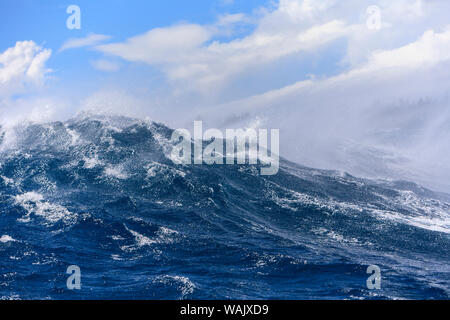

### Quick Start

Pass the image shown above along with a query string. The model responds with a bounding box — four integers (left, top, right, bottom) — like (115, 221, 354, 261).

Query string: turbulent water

(0, 114, 448, 300)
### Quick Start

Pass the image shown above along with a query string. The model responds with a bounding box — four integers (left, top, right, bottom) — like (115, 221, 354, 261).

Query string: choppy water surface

(0, 115, 448, 299)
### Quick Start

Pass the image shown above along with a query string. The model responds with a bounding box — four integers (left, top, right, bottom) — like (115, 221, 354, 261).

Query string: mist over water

(193, 58, 450, 194)
(2, 78, 450, 196)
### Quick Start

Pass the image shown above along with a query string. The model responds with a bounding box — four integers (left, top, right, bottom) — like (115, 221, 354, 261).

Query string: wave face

(0, 114, 449, 300)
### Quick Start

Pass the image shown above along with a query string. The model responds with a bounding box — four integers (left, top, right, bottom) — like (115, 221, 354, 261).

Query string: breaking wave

(0, 114, 448, 299)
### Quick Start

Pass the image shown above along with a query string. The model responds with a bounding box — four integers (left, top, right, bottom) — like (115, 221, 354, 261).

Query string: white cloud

(277, 0, 336, 20)
(368, 28, 450, 69)
(0, 42, 65, 130)
(95, 0, 448, 97)
(0, 41, 51, 98)
(59, 33, 111, 52)
(90, 59, 120, 72)
(215, 13, 247, 27)
(97, 24, 212, 64)
(97, 14, 352, 94)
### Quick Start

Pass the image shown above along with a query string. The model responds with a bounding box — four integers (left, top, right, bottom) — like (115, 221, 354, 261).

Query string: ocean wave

(0, 114, 448, 299)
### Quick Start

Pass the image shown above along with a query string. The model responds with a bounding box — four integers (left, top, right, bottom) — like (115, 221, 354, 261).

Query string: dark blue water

(0, 114, 449, 299)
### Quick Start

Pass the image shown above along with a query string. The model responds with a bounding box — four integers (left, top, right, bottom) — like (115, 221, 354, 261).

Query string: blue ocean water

(0, 114, 448, 300)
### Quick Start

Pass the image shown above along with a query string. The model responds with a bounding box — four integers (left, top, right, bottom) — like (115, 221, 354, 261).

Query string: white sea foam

(83, 156, 102, 169)
(64, 125, 81, 146)
(153, 275, 196, 297)
(0, 235, 16, 243)
(14, 192, 77, 225)
(150, 125, 173, 160)
(0, 294, 21, 300)
(125, 226, 157, 247)
(0, 175, 14, 186)
(104, 166, 128, 179)
(121, 225, 179, 252)
(145, 162, 186, 179)
(111, 254, 123, 261)
(267, 179, 450, 234)
(312, 227, 363, 245)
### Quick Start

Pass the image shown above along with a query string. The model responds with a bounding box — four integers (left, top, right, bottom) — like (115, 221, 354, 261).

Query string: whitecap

(14, 192, 77, 225)
(0, 235, 16, 243)
(153, 275, 196, 297)
(104, 166, 128, 179)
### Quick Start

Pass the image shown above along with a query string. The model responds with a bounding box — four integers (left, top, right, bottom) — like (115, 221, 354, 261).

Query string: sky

(1, 0, 450, 192)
